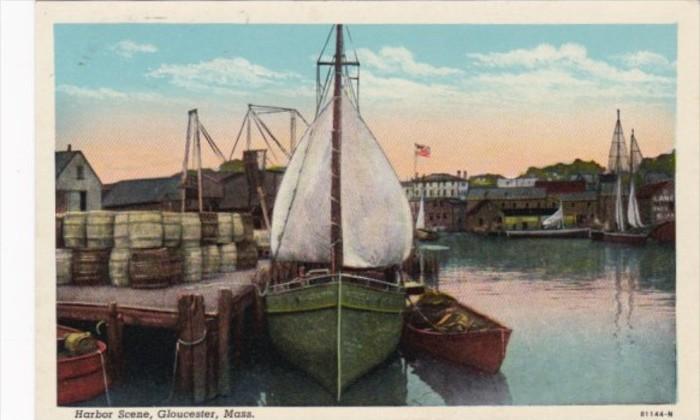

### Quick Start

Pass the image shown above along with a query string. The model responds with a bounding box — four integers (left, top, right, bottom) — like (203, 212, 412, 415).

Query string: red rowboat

(650, 220, 675, 245)
(402, 295, 512, 374)
(57, 325, 110, 405)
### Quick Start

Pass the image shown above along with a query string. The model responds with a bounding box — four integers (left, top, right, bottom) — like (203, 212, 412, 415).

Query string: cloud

(616, 51, 675, 71)
(56, 84, 179, 103)
(357, 46, 463, 77)
(463, 43, 675, 107)
(113, 40, 158, 58)
(147, 57, 299, 94)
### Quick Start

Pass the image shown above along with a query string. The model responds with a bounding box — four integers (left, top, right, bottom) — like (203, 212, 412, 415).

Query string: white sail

(270, 92, 413, 268)
(614, 175, 626, 232)
(542, 202, 564, 229)
(627, 181, 644, 228)
(416, 194, 425, 230)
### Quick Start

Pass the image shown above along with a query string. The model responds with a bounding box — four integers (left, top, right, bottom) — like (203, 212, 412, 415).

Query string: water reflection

(404, 352, 512, 406)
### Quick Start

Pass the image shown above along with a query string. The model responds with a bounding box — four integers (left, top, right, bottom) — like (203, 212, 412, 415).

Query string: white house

(56, 145, 103, 212)
(403, 171, 469, 200)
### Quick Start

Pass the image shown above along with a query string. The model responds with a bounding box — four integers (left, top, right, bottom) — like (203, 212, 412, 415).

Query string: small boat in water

(650, 220, 675, 245)
(415, 194, 439, 241)
(402, 291, 512, 374)
(599, 112, 649, 245)
(265, 25, 413, 400)
(506, 202, 589, 239)
(57, 325, 110, 405)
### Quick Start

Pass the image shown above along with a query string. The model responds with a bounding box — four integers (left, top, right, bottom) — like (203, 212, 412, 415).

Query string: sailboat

(506, 201, 589, 238)
(264, 25, 413, 400)
(601, 112, 648, 245)
(415, 193, 439, 241)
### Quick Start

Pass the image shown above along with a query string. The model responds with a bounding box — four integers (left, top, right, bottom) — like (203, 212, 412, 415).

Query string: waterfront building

(102, 171, 224, 211)
(496, 177, 538, 188)
(637, 180, 675, 224)
(219, 168, 285, 228)
(403, 171, 469, 200)
(409, 197, 466, 232)
(55, 145, 103, 213)
(560, 191, 598, 226)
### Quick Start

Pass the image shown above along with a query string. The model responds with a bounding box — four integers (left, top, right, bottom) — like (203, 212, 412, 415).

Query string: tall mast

(330, 24, 344, 273)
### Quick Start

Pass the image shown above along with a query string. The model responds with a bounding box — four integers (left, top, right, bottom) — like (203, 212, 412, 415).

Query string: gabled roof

(55, 150, 103, 185)
(102, 175, 181, 208)
(637, 180, 673, 199)
(55, 151, 78, 178)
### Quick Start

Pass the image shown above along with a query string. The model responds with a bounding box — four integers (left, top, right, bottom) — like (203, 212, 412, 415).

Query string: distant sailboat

(264, 25, 412, 400)
(415, 192, 439, 241)
(601, 111, 648, 245)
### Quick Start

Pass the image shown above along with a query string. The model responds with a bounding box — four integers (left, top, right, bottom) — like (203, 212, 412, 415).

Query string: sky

(54, 24, 677, 183)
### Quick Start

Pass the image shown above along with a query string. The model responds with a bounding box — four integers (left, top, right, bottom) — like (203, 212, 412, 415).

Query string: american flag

(415, 143, 431, 158)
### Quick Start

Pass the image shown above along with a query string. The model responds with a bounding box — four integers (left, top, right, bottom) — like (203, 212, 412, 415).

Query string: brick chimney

(457, 170, 461, 178)
(67, 144, 72, 152)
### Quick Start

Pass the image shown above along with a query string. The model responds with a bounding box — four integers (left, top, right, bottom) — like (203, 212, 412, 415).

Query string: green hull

(265, 278, 405, 399)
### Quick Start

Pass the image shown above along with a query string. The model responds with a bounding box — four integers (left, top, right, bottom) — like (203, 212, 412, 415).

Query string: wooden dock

(56, 262, 269, 403)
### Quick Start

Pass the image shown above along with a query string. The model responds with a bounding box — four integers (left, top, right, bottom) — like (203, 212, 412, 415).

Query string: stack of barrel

(56, 210, 258, 287)
(57, 211, 114, 286)
(109, 211, 179, 289)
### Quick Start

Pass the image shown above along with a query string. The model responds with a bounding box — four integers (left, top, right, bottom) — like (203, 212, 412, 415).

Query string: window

(79, 191, 87, 211)
(77, 165, 85, 180)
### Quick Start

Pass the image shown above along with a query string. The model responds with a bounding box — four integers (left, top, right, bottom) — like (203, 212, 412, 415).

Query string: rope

(166, 329, 208, 402)
(98, 352, 112, 406)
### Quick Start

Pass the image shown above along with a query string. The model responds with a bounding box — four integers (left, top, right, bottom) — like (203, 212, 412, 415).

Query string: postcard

(35, 1, 699, 419)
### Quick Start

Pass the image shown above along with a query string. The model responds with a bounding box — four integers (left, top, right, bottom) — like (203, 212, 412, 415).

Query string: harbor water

(77, 233, 676, 406)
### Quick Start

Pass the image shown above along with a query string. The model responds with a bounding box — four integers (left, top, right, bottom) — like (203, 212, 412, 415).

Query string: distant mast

(330, 24, 344, 274)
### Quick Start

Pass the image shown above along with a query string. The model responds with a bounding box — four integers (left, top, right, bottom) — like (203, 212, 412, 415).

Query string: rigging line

(294, 110, 310, 127)
(229, 109, 250, 161)
(252, 110, 290, 157)
(251, 112, 281, 164)
(270, 99, 333, 264)
(317, 24, 336, 64)
(198, 122, 227, 162)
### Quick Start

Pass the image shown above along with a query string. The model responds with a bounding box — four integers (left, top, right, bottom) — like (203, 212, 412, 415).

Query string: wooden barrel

(129, 248, 170, 289)
(56, 248, 72, 285)
(235, 240, 258, 270)
(216, 212, 234, 244)
(63, 212, 87, 249)
(56, 214, 65, 248)
(113, 212, 130, 249)
(232, 213, 245, 242)
(181, 213, 202, 248)
(219, 243, 237, 273)
(241, 213, 255, 242)
(200, 212, 218, 244)
(162, 212, 182, 248)
(167, 248, 184, 284)
(72, 249, 109, 286)
(182, 246, 202, 283)
(128, 211, 163, 249)
(202, 244, 221, 276)
(108, 248, 131, 287)
(86, 211, 115, 249)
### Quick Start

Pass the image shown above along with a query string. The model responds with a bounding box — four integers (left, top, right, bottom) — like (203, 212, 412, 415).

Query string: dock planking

(56, 262, 268, 403)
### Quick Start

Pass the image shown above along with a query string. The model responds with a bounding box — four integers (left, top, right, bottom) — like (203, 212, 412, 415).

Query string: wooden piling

(232, 308, 245, 366)
(205, 318, 218, 400)
(217, 289, 233, 395)
(106, 302, 124, 382)
(176, 294, 207, 403)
